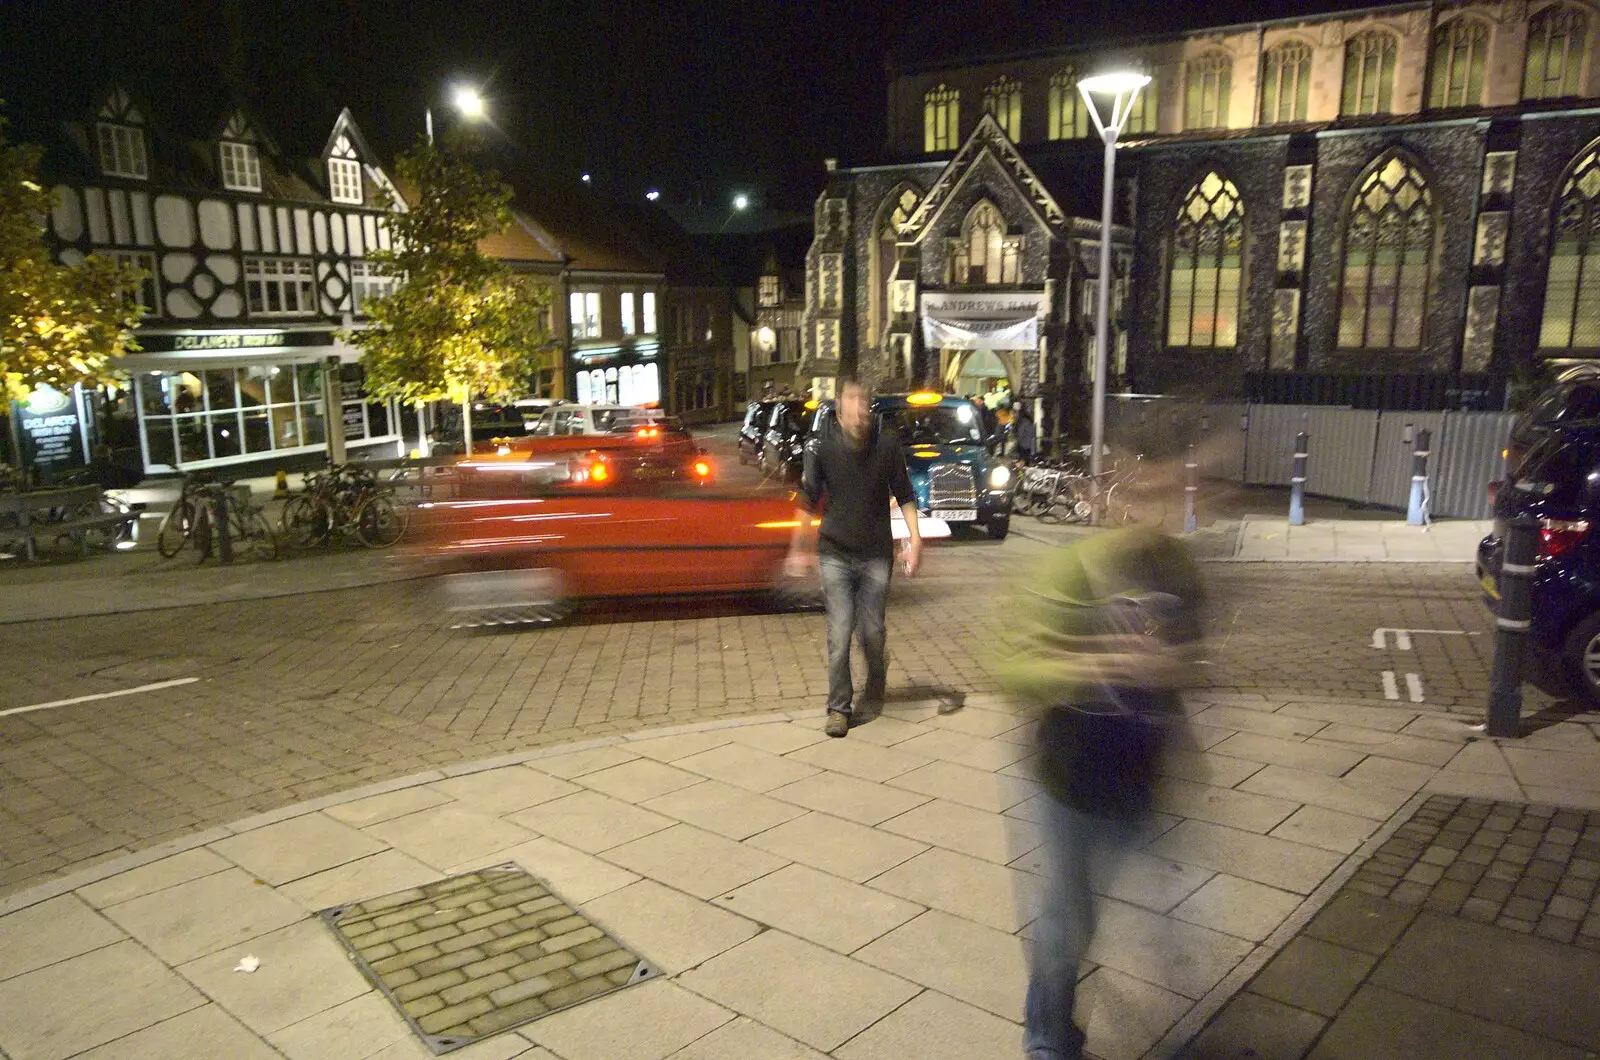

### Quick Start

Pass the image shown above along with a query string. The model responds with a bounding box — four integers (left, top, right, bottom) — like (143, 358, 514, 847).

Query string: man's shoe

(824, 710, 851, 738)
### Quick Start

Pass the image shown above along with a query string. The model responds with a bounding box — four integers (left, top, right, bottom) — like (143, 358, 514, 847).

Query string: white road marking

(1405, 673, 1425, 703)
(1372, 627, 1480, 649)
(1382, 671, 1399, 700)
(0, 677, 200, 718)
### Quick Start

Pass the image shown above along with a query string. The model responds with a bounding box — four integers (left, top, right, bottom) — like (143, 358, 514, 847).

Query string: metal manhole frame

(320, 861, 661, 1054)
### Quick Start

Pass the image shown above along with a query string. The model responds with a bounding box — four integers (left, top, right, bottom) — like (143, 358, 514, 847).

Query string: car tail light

(1538, 517, 1591, 559)
(693, 459, 711, 478)
(636, 426, 660, 440)
(590, 459, 610, 483)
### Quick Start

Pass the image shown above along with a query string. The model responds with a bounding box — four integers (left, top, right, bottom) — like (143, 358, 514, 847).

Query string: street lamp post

(1076, 71, 1149, 525)
(420, 84, 487, 458)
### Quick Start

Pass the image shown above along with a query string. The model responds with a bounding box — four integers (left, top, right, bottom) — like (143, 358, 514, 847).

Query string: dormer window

(759, 275, 780, 307)
(326, 132, 363, 205)
(220, 141, 261, 192)
(96, 123, 148, 179)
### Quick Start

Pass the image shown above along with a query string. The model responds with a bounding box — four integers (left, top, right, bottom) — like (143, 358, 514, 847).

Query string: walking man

(786, 378, 922, 737)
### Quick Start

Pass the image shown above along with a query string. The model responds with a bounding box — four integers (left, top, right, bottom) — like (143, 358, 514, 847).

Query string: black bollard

(1407, 427, 1432, 526)
(1486, 513, 1537, 738)
(1289, 430, 1308, 526)
(214, 487, 234, 565)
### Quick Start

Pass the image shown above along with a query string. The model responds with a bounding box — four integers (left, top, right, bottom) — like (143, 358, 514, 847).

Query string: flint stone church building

(799, 0, 1600, 439)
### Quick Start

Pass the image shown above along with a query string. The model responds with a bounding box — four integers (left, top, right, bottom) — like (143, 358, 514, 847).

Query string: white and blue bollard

(1406, 428, 1432, 526)
(1288, 430, 1308, 526)
(1183, 443, 1198, 534)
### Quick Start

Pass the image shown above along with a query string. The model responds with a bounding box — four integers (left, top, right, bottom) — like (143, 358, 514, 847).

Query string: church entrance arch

(941, 348, 1018, 398)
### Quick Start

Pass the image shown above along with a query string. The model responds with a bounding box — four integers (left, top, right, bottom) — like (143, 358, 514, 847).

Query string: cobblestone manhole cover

(322, 864, 658, 1053)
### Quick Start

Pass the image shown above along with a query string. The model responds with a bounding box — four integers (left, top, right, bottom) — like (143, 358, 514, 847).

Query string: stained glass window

(1540, 144, 1600, 351)
(1429, 18, 1488, 109)
(984, 76, 1023, 141)
(1337, 155, 1436, 349)
(1259, 42, 1312, 124)
(1048, 67, 1089, 139)
(1342, 32, 1397, 116)
(924, 84, 960, 152)
(1524, 5, 1590, 100)
(1185, 53, 1233, 130)
(1168, 172, 1245, 348)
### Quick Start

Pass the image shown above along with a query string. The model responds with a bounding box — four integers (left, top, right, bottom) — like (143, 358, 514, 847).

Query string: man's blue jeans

(818, 553, 891, 714)
(1024, 789, 1136, 1059)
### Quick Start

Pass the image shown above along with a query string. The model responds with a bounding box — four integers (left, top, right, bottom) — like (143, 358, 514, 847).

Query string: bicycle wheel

(239, 509, 279, 561)
(354, 493, 405, 548)
(191, 502, 214, 562)
(1102, 484, 1136, 526)
(155, 500, 195, 557)
(280, 494, 330, 549)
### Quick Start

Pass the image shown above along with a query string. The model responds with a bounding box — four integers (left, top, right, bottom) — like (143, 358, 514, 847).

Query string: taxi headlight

(989, 465, 1011, 489)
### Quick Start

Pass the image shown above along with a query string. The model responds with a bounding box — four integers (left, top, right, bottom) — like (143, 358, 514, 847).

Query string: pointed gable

(901, 113, 1068, 242)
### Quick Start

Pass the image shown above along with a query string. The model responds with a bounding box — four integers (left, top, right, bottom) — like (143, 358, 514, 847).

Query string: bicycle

(186, 480, 278, 562)
(281, 464, 409, 549)
(155, 472, 213, 557)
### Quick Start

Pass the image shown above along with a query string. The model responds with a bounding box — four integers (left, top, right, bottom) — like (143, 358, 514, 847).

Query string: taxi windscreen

(877, 404, 984, 446)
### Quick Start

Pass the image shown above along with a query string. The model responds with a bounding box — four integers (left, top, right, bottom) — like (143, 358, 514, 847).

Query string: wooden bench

(0, 485, 137, 560)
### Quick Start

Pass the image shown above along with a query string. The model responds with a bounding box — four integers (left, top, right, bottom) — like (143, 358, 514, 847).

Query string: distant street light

(425, 82, 488, 146)
(1077, 69, 1150, 525)
(581, 173, 592, 184)
(733, 193, 750, 210)
(645, 189, 660, 201)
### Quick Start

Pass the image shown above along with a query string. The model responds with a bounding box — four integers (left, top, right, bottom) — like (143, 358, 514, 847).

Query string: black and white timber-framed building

(801, 0, 1600, 444)
(14, 83, 408, 477)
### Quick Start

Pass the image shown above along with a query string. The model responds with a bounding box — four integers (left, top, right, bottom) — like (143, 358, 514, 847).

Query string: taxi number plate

(634, 466, 674, 479)
(938, 510, 978, 522)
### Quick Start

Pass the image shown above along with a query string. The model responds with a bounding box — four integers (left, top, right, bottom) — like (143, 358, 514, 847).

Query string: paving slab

(833, 988, 1022, 1060)
(714, 863, 923, 955)
(853, 908, 1027, 1019)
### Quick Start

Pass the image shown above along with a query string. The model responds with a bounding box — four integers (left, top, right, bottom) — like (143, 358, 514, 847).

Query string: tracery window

(984, 76, 1023, 141)
(1540, 143, 1600, 351)
(1259, 41, 1312, 124)
(1342, 31, 1398, 116)
(1168, 172, 1245, 348)
(1429, 18, 1489, 109)
(1523, 4, 1590, 100)
(948, 200, 1020, 286)
(1337, 155, 1436, 349)
(1185, 52, 1233, 130)
(1048, 67, 1089, 139)
(924, 84, 960, 152)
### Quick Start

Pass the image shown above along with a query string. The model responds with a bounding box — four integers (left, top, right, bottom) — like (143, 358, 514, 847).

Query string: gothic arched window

(924, 84, 960, 152)
(949, 200, 1020, 286)
(1429, 18, 1489, 109)
(1337, 154, 1437, 349)
(1540, 143, 1600, 351)
(1260, 41, 1312, 124)
(984, 76, 1023, 141)
(1185, 52, 1233, 130)
(1524, 4, 1590, 100)
(1048, 67, 1088, 139)
(1342, 31, 1398, 116)
(1168, 172, 1245, 348)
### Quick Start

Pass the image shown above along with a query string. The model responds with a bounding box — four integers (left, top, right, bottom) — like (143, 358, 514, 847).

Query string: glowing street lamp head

(451, 85, 486, 120)
(1077, 71, 1151, 96)
(645, 189, 660, 201)
(732, 193, 750, 211)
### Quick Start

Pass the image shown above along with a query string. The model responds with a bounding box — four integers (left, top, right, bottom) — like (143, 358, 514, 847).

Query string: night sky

(3, 0, 1356, 212)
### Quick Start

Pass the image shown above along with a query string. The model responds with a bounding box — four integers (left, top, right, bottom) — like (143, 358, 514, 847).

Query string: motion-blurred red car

(458, 419, 714, 494)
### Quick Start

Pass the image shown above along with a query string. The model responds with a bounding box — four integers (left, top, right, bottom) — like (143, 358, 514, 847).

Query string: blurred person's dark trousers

(1025, 790, 1136, 1059)
(819, 554, 891, 714)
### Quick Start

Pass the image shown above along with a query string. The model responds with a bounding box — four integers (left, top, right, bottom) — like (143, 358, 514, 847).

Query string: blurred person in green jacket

(995, 527, 1205, 1060)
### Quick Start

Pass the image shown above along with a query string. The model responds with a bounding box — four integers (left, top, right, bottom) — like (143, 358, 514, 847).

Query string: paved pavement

(2, 692, 1599, 1060)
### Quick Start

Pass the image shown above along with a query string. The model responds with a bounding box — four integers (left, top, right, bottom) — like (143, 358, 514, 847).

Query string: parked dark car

(738, 401, 777, 466)
(1503, 364, 1600, 479)
(760, 399, 809, 482)
(1478, 427, 1600, 703)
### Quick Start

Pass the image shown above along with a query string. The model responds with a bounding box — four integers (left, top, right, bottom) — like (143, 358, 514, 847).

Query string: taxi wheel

(1560, 612, 1600, 706)
(986, 517, 1010, 541)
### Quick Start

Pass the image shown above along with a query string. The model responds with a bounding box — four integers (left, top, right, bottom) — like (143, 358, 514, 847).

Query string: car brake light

(693, 460, 711, 478)
(591, 460, 609, 482)
(1539, 517, 1591, 559)
(636, 426, 660, 439)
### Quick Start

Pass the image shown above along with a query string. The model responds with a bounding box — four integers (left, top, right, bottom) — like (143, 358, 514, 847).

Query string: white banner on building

(920, 291, 1046, 351)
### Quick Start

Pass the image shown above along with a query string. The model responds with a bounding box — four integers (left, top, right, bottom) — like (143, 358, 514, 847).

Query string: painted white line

(0, 678, 200, 719)
(1372, 627, 1479, 649)
(1382, 671, 1399, 700)
(1406, 673, 1425, 703)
